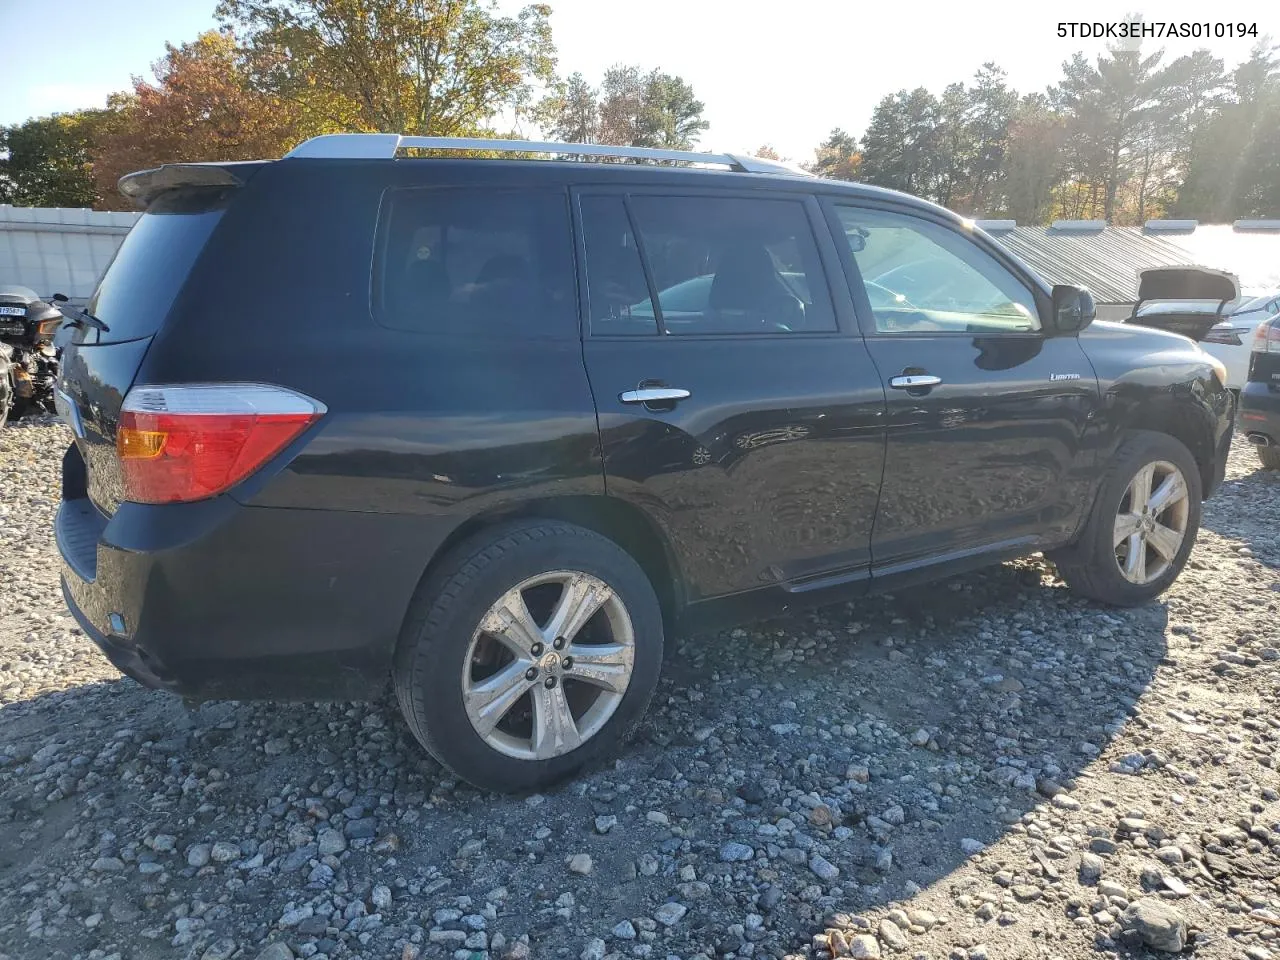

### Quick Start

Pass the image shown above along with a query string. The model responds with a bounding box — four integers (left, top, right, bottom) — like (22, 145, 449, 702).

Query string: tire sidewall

(402, 528, 663, 792)
(1084, 433, 1203, 604)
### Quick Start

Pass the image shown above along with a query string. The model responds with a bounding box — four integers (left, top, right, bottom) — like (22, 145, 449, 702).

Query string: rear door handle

(888, 374, 942, 389)
(619, 387, 691, 404)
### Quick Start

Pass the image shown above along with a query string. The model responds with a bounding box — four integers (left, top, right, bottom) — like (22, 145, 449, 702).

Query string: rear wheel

(393, 520, 663, 792)
(1053, 431, 1201, 606)
(1258, 445, 1280, 471)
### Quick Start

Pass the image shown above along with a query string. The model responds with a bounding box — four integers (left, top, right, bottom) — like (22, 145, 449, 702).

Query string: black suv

(56, 135, 1234, 791)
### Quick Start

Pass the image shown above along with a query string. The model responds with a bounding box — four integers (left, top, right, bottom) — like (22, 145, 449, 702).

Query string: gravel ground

(2, 417, 1279, 960)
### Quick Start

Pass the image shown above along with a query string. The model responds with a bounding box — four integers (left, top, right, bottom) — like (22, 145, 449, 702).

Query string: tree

(537, 72, 598, 143)
(1176, 40, 1280, 218)
(89, 30, 303, 209)
(808, 127, 860, 180)
(538, 65, 708, 150)
(999, 94, 1065, 223)
(751, 144, 781, 160)
(594, 65, 708, 149)
(861, 88, 943, 200)
(965, 63, 1017, 214)
(217, 0, 556, 136)
(0, 113, 103, 208)
(933, 81, 973, 209)
(1053, 47, 1167, 221)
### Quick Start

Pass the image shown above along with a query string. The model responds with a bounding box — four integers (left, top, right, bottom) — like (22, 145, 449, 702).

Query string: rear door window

(579, 196, 658, 335)
(580, 193, 836, 336)
(86, 189, 229, 343)
(377, 187, 577, 338)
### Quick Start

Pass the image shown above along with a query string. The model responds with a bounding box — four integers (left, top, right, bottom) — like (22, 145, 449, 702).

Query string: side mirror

(51, 293, 69, 303)
(1052, 284, 1095, 334)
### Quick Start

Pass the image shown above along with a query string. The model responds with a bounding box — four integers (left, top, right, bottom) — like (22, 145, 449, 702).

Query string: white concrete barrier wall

(0, 205, 139, 300)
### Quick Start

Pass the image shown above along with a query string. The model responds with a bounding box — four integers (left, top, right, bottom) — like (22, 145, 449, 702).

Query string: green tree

(537, 72, 598, 143)
(1053, 47, 1167, 221)
(0, 113, 103, 208)
(216, 0, 556, 136)
(1176, 40, 1280, 218)
(966, 63, 1017, 214)
(808, 127, 859, 180)
(934, 81, 974, 209)
(861, 88, 942, 199)
(999, 94, 1065, 224)
(594, 65, 708, 149)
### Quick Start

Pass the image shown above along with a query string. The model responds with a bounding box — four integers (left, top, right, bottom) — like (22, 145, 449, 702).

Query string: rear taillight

(1203, 323, 1244, 345)
(1252, 319, 1280, 354)
(117, 384, 325, 504)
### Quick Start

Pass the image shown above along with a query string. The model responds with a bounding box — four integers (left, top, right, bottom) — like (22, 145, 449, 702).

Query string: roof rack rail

(283, 134, 812, 177)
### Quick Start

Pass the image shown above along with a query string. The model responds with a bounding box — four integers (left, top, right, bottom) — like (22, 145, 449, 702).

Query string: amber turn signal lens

(117, 427, 168, 460)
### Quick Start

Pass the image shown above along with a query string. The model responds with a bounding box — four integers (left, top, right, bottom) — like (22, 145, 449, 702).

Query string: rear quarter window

(375, 187, 577, 338)
(87, 189, 229, 343)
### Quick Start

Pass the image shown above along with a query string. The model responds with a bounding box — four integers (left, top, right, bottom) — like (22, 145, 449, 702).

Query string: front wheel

(1052, 431, 1202, 606)
(1258, 445, 1280, 471)
(393, 520, 664, 792)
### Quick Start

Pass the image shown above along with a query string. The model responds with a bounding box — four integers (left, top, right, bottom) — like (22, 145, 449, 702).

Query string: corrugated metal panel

(990, 223, 1280, 304)
(0, 205, 139, 299)
(991, 226, 1195, 304)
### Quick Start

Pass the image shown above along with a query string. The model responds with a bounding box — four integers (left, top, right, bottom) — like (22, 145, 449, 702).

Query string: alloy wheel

(461, 571, 635, 760)
(1113, 459, 1190, 584)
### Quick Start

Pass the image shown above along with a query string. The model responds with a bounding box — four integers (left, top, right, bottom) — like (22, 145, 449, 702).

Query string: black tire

(393, 519, 664, 792)
(1052, 431, 1202, 606)
(1258, 445, 1280, 471)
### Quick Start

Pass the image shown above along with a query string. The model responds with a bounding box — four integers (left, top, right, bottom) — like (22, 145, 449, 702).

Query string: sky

(0, 0, 1275, 162)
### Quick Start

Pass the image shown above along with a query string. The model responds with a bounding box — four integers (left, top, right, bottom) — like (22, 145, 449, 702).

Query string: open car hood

(1128, 266, 1241, 341)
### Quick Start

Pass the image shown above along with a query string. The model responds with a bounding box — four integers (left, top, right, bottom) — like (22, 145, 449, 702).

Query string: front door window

(833, 206, 1040, 335)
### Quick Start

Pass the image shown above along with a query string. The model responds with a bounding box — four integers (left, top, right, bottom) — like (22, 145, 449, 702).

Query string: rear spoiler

(118, 162, 260, 207)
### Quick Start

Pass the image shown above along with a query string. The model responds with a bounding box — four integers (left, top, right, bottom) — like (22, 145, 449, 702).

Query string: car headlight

(1204, 352, 1229, 388)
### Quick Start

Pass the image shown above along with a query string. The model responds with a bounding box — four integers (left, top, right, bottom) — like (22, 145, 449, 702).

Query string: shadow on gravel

(0, 561, 1169, 959)
(1201, 465, 1280, 570)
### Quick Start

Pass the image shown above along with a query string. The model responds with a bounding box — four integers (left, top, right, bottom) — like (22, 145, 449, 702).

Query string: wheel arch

(1114, 397, 1217, 498)
(399, 495, 685, 643)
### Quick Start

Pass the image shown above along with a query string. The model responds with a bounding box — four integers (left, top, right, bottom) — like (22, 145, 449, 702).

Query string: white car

(1202, 293, 1280, 390)
(1128, 268, 1278, 391)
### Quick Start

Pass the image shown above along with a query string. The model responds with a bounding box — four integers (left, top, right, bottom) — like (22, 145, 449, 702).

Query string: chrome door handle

(889, 374, 942, 389)
(619, 387, 691, 404)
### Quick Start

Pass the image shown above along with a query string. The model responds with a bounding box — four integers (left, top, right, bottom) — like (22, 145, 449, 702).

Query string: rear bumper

(56, 493, 449, 700)
(1240, 381, 1280, 446)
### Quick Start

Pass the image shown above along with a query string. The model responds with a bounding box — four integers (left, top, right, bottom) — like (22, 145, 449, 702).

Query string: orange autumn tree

(92, 30, 308, 209)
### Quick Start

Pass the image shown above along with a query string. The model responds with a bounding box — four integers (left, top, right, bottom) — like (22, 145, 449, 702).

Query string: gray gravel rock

(653, 902, 687, 926)
(719, 841, 754, 862)
(809, 853, 839, 881)
(612, 919, 637, 939)
(1078, 851, 1104, 883)
(316, 827, 346, 855)
(1122, 898, 1188, 952)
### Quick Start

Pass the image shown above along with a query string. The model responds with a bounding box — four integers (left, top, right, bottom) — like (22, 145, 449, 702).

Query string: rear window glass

(376, 187, 577, 338)
(87, 189, 227, 343)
